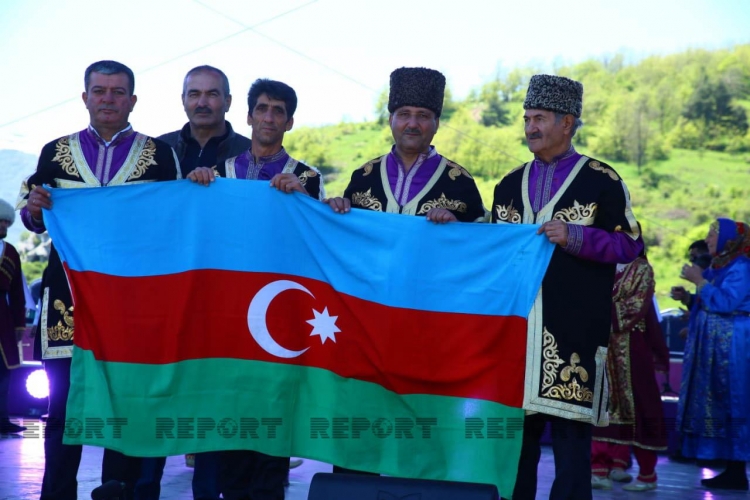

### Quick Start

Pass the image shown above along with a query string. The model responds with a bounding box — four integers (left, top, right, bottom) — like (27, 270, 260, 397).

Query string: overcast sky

(1, 0, 748, 155)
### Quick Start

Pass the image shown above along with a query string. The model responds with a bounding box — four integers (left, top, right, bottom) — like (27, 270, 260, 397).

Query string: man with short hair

(325, 67, 486, 476)
(158, 65, 251, 177)
(492, 74, 642, 500)
(188, 78, 322, 500)
(0, 198, 26, 436)
(327, 66, 485, 223)
(18, 60, 180, 500)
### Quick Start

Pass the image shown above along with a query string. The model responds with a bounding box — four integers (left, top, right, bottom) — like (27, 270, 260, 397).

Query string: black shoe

(0, 420, 27, 434)
(701, 471, 749, 491)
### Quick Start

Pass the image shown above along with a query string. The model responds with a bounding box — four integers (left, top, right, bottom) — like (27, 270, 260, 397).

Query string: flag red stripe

(68, 269, 525, 407)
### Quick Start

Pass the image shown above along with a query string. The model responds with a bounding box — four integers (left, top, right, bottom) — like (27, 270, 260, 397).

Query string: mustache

(404, 128, 422, 135)
(528, 133, 542, 140)
(97, 106, 118, 112)
(194, 107, 213, 114)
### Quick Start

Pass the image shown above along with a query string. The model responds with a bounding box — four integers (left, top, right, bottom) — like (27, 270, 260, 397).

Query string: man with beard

(18, 60, 180, 500)
(158, 65, 251, 177)
(492, 74, 642, 500)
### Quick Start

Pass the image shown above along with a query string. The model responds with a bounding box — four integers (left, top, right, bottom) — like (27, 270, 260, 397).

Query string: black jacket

(158, 121, 251, 177)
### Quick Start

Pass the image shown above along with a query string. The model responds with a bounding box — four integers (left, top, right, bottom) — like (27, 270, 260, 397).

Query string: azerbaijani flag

(45, 179, 553, 496)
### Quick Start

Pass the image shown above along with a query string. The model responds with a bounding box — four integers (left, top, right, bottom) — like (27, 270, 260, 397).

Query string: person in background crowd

(678, 218, 750, 491)
(591, 240, 669, 492)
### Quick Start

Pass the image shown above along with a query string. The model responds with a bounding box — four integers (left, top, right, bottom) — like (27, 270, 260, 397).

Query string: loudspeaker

(308, 472, 500, 500)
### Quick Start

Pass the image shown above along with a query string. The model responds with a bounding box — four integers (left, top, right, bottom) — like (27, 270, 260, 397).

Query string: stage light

(26, 369, 49, 399)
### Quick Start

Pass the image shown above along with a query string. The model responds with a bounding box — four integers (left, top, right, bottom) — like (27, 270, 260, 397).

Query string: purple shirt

(528, 147, 642, 264)
(22, 126, 137, 233)
(232, 147, 291, 180)
(386, 145, 441, 206)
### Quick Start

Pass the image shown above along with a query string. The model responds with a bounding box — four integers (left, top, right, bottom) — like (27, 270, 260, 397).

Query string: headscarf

(711, 217, 750, 269)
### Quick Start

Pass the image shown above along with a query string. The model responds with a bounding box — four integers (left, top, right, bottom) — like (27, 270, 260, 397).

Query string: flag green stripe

(66, 348, 522, 496)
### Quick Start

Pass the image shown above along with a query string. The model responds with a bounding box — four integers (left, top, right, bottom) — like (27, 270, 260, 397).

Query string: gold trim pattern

(52, 137, 79, 177)
(541, 327, 565, 392)
(447, 161, 472, 180)
(351, 189, 383, 212)
(495, 202, 521, 224)
(589, 160, 619, 181)
(362, 162, 374, 176)
(15, 178, 31, 210)
(47, 300, 74, 342)
(416, 193, 467, 215)
(553, 200, 597, 226)
(127, 138, 158, 181)
(541, 328, 593, 402)
(298, 169, 317, 187)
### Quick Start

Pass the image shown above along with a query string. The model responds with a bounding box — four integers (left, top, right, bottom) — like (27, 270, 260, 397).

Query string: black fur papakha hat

(524, 74, 583, 118)
(388, 67, 446, 118)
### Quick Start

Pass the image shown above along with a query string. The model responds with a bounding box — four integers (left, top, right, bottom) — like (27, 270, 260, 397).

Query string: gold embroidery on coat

(589, 160, 619, 181)
(447, 161, 472, 181)
(553, 200, 597, 226)
(297, 169, 317, 187)
(47, 300, 74, 341)
(351, 189, 383, 211)
(127, 139, 158, 181)
(495, 201, 521, 223)
(16, 180, 31, 210)
(541, 328, 593, 402)
(417, 193, 467, 215)
(362, 163, 374, 176)
(52, 137, 79, 178)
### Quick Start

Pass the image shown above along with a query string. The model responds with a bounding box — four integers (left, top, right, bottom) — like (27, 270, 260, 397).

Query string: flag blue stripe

(44, 179, 553, 317)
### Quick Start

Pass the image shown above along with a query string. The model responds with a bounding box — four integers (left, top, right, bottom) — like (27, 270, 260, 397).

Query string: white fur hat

(0, 199, 15, 226)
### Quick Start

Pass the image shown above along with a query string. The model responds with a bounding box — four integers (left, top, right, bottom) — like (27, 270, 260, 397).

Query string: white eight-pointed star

(307, 307, 341, 344)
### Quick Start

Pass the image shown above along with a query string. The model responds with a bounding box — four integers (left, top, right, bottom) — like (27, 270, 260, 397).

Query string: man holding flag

(326, 66, 486, 223)
(18, 60, 180, 500)
(188, 77, 323, 500)
(492, 74, 642, 500)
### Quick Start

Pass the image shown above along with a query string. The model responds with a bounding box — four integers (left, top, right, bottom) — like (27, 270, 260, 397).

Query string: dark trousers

(102, 450, 166, 500)
(134, 457, 167, 500)
(40, 358, 83, 500)
(193, 450, 288, 500)
(511, 413, 593, 500)
(193, 452, 221, 500)
(0, 358, 10, 421)
(222, 450, 287, 500)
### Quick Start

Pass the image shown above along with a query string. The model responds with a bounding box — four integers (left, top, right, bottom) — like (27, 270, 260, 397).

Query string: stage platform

(1, 419, 748, 499)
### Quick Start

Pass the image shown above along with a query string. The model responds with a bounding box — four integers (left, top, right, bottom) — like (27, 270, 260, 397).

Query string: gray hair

(84, 60, 135, 95)
(555, 112, 584, 137)
(182, 65, 231, 97)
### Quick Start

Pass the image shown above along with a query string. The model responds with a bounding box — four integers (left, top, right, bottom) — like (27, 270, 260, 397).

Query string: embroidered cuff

(21, 206, 45, 233)
(564, 223, 584, 255)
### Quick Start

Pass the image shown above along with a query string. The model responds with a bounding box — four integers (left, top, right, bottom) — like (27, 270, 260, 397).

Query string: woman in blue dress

(678, 217, 750, 491)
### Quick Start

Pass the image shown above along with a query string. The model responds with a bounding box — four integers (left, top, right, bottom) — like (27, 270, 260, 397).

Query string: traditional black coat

(17, 131, 179, 359)
(344, 154, 486, 222)
(492, 155, 639, 424)
(221, 154, 324, 201)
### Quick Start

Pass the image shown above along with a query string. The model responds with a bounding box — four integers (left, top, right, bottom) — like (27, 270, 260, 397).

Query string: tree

(682, 74, 749, 149)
